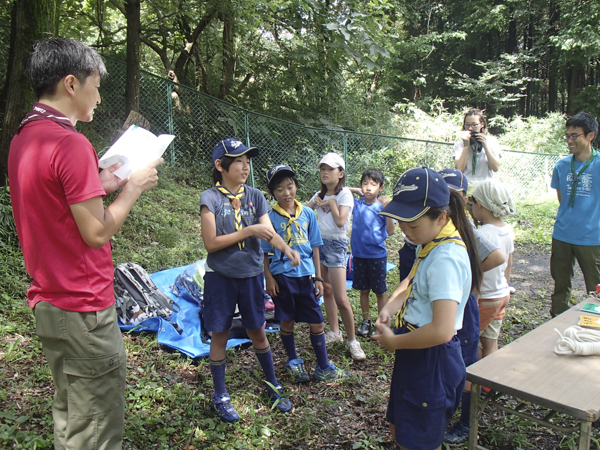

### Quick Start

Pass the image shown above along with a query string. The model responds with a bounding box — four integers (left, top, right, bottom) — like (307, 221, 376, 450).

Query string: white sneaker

(346, 340, 366, 360)
(324, 330, 343, 344)
(509, 286, 516, 295)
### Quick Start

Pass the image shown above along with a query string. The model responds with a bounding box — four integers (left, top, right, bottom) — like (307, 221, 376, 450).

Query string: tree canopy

(2, 0, 600, 134)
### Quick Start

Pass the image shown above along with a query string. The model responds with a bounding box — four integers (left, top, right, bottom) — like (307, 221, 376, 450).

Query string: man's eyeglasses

(564, 133, 584, 141)
(465, 123, 481, 128)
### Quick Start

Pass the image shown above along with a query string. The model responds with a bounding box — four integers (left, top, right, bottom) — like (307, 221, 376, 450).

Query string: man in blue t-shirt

(550, 112, 600, 316)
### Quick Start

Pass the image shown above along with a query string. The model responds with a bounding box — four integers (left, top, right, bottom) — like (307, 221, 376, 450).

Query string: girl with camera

(453, 108, 502, 224)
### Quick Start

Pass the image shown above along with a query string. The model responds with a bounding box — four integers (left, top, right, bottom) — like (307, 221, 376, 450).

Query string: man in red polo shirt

(8, 37, 163, 449)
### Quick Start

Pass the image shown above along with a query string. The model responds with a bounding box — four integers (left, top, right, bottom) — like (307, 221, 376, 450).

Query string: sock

(459, 391, 471, 427)
(209, 358, 227, 397)
(279, 329, 298, 361)
(255, 345, 277, 385)
(310, 330, 329, 369)
(347, 339, 358, 345)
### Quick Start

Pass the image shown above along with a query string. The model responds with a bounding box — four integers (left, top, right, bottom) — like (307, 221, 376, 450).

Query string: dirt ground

(3, 243, 596, 449)
(254, 242, 596, 450)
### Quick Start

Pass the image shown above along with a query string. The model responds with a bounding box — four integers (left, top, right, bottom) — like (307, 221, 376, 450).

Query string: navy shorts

(386, 325, 466, 450)
(203, 272, 266, 332)
(272, 274, 324, 324)
(457, 294, 480, 367)
(398, 242, 417, 281)
(351, 256, 387, 294)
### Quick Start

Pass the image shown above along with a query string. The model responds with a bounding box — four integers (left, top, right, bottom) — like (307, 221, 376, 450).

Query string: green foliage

(507, 198, 557, 247)
(0, 184, 17, 244)
(491, 113, 567, 154)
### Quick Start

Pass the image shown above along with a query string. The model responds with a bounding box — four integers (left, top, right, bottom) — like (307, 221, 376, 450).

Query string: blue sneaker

(443, 422, 469, 445)
(212, 393, 239, 423)
(264, 382, 292, 412)
(314, 363, 350, 382)
(286, 358, 310, 383)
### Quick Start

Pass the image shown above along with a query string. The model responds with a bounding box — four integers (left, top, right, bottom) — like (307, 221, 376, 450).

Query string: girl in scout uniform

(374, 167, 483, 450)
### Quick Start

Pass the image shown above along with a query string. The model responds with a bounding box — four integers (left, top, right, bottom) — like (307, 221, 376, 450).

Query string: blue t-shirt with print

(200, 185, 269, 278)
(403, 243, 471, 333)
(262, 205, 324, 277)
(351, 197, 388, 258)
(551, 153, 600, 246)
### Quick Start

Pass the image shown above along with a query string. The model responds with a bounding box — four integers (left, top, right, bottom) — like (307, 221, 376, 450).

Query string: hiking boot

(286, 358, 310, 383)
(443, 422, 469, 445)
(356, 319, 372, 337)
(346, 340, 366, 360)
(265, 382, 292, 412)
(212, 393, 239, 423)
(314, 363, 350, 382)
(324, 330, 343, 344)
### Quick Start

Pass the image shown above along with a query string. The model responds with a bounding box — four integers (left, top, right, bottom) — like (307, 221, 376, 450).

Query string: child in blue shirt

(374, 167, 483, 450)
(262, 165, 350, 383)
(200, 139, 301, 423)
(350, 169, 395, 337)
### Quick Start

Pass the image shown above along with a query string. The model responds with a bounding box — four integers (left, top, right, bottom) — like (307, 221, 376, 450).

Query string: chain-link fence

(0, 26, 562, 201)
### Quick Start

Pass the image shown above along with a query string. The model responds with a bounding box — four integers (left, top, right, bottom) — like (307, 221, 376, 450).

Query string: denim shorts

(319, 237, 349, 268)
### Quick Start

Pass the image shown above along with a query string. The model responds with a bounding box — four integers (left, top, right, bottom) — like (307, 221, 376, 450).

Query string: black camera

(469, 132, 483, 153)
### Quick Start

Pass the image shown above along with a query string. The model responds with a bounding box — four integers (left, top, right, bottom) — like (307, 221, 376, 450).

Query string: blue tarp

(118, 266, 251, 358)
(118, 262, 396, 359)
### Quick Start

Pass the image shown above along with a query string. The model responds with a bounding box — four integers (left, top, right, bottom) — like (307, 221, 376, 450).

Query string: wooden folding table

(467, 298, 600, 450)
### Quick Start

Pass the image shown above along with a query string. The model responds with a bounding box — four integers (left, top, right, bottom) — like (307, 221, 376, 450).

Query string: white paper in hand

(99, 125, 174, 179)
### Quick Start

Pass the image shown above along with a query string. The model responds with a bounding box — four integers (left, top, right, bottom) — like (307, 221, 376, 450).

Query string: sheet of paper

(99, 125, 174, 179)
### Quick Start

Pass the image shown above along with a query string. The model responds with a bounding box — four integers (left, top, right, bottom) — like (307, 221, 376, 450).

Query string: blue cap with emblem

(212, 138, 259, 163)
(379, 167, 450, 222)
(266, 164, 296, 191)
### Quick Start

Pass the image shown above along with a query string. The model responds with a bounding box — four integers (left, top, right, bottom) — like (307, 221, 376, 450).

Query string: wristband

(313, 277, 324, 282)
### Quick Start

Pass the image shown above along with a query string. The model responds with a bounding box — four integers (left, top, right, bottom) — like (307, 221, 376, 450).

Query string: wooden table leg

(468, 383, 481, 450)
(579, 420, 591, 450)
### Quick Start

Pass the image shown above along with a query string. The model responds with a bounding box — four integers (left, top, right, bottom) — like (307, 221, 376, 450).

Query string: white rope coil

(554, 326, 600, 356)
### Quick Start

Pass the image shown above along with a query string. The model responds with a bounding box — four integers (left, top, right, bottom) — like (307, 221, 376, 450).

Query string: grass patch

(508, 197, 557, 249)
(1, 170, 598, 449)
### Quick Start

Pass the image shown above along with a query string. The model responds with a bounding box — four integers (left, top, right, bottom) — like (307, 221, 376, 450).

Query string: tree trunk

(547, 4, 559, 112)
(0, 0, 56, 185)
(218, 10, 235, 100)
(566, 64, 585, 116)
(125, 0, 141, 120)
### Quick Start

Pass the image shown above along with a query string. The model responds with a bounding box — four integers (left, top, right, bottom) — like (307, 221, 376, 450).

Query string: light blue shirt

(403, 243, 471, 332)
(551, 154, 600, 246)
(262, 205, 324, 277)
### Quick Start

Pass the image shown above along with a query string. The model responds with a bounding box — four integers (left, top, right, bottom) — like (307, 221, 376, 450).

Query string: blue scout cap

(266, 164, 296, 190)
(379, 167, 450, 222)
(212, 138, 259, 163)
(438, 168, 468, 193)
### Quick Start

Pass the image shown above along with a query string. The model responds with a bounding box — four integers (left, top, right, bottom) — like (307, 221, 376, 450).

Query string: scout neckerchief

(568, 149, 597, 208)
(216, 182, 245, 250)
(18, 103, 76, 133)
(272, 200, 304, 247)
(395, 219, 466, 330)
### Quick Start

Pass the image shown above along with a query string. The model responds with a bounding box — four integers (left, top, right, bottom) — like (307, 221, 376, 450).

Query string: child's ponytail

(448, 190, 483, 296)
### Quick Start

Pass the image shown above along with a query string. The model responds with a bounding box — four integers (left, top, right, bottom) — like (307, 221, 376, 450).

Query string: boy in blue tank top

(262, 165, 350, 383)
(200, 139, 301, 423)
(350, 169, 395, 337)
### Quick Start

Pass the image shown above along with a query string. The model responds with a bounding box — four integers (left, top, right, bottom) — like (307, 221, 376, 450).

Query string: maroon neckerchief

(18, 102, 76, 133)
